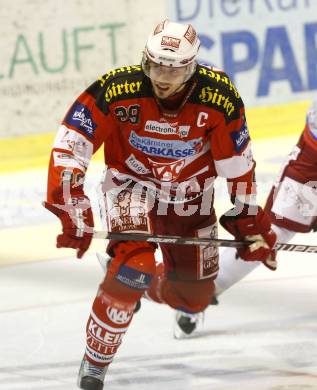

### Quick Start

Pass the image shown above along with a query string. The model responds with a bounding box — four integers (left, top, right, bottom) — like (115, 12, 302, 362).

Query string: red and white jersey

(265, 99, 317, 232)
(303, 99, 317, 151)
(47, 64, 255, 205)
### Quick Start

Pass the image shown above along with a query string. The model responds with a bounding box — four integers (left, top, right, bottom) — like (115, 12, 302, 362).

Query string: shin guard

(85, 241, 156, 366)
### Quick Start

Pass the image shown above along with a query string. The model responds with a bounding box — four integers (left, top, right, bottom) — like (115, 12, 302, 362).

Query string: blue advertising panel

(168, 0, 317, 107)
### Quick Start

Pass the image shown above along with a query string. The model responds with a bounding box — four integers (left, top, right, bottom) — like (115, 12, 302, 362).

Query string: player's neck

(155, 79, 196, 118)
(160, 82, 190, 109)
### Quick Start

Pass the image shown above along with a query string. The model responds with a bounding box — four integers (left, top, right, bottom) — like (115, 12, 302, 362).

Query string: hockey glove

(43, 192, 94, 259)
(219, 206, 277, 270)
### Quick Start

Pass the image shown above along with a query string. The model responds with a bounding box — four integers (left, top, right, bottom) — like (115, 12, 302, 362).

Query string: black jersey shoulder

(190, 64, 244, 122)
(86, 65, 152, 113)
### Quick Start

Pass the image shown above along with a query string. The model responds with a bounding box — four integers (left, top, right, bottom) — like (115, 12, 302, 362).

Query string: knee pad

(100, 241, 156, 304)
(110, 241, 156, 275)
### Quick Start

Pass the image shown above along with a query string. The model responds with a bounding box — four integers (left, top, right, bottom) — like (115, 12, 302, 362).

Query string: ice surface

(1, 136, 316, 390)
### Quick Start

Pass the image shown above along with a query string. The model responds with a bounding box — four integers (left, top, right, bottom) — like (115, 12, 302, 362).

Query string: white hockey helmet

(142, 19, 200, 82)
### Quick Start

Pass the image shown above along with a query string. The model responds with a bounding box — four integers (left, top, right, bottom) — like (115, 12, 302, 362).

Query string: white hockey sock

(214, 225, 295, 296)
(215, 247, 261, 296)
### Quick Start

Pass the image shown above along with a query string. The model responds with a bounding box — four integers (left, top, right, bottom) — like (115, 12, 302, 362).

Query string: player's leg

(215, 224, 295, 295)
(78, 171, 157, 389)
(147, 263, 214, 338)
(146, 205, 219, 338)
(215, 134, 317, 297)
(78, 241, 156, 389)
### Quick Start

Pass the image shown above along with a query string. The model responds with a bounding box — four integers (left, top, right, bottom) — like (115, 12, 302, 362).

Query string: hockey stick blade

(92, 231, 317, 253)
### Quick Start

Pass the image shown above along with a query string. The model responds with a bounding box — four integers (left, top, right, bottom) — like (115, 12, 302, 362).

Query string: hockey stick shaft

(93, 231, 317, 253)
(93, 231, 248, 248)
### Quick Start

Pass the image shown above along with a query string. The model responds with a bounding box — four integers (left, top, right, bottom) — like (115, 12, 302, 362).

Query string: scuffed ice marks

(266, 341, 317, 368)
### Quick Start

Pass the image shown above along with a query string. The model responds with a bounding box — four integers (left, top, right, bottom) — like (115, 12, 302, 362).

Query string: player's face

(148, 62, 188, 99)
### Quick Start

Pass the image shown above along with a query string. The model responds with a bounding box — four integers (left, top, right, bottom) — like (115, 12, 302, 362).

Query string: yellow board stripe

(0, 132, 104, 173)
(0, 132, 54, 173)
(246, 100, 309, 139)
(0, 100, 310, 173)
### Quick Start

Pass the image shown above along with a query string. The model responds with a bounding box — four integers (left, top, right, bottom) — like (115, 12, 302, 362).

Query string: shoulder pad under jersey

(191, 64, 244, 121)
(86, 65, 152, 113)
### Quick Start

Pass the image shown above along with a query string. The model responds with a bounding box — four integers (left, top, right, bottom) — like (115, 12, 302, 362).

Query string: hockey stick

(93, 231, 317, 253)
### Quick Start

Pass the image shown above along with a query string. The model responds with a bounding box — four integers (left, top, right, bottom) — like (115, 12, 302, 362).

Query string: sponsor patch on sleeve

(53, 125, 93, 167)
(64, 101, 97, 138)
(230, 122, 250, 152)
(53, 151, 87, 170)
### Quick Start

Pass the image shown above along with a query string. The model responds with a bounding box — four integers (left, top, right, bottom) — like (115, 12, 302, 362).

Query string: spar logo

(145, 120, 190, 138)
(106, 307, 134, 324)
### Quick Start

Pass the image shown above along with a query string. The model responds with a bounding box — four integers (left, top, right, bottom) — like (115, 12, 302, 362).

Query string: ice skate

(173, 310, 204, 339)
(78, 355, 108, 390)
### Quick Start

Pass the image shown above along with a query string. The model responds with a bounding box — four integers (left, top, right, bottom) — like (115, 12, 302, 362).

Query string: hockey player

(215, 99, 317, 296)
(43, 20, 277, 390)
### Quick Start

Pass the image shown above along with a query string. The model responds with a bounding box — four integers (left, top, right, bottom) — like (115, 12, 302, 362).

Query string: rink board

(0, 100, 310, 173)
(0, 100, 310, 266)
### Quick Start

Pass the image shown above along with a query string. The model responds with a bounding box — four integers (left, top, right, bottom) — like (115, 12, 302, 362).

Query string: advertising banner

(168, 0, 317, 107)
(0, 0, 165, 136)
